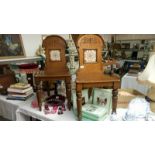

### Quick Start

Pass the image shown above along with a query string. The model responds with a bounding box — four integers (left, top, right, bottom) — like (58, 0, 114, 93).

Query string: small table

(121, 73, 150, 95)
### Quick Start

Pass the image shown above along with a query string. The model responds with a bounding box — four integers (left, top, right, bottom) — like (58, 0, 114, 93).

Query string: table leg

(76, 90, 82, 121)
(65, 77, 71, 110)
(36, 81, 42, 111)
(112, 89, 118, 114)
(27, 73, 34, 88)
(45, 81, 51, 96)
(88, 88, 93, 99)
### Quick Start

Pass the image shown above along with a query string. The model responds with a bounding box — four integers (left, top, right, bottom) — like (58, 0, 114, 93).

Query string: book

(8, 89, 33, 97)
(128, 69, 139, 74)
(7, 86, 33, 93)
(92, 88, 112, 106)
(82, 104, 109, 119)
(10, 83, 31, 89)
(72, 88, 112, 120)
(81, 88, 112, 120)
(82, 112, 109, 121)
(72, 89, 92, 112)
(6, 93, 33, 101)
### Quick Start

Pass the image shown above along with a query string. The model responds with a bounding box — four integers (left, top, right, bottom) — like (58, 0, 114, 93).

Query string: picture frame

(0, 34, 25, 59)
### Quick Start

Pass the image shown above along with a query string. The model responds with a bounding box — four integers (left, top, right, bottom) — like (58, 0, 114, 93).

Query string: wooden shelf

(103, 59, 118, 66)
(0, 56, 42, 65)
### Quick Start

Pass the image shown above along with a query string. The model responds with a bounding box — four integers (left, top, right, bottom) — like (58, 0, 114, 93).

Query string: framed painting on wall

(0, 34, 25, 59)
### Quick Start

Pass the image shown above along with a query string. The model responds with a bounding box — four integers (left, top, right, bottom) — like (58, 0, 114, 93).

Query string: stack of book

(72, 88, 112, 121)
(7, 83, 33, 101)
(82, 104, 110, 121)
(128, 63, 141, 75)
(82, 88, 112, 121)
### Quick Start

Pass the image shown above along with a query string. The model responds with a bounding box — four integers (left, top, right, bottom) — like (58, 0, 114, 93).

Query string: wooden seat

(34, 35, 71, 111)
(75, 34, 120, 120)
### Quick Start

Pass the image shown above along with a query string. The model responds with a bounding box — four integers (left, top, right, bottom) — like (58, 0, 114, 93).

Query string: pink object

(52, 106, 58, 113)
(45, 104, 49, 110)
(51, 109, 57, 114)
(31, 100, 39, 108)
(62, 106, 66, 111)
(53, 105, 58, 111)
(62, 104, 66, 111)
(44, 110, 51, 115)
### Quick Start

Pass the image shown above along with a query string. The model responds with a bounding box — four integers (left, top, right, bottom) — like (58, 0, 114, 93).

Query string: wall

(101, 34, 112, 42)
(21, 34, 70, 57)
(21, 34, 42, 56)
(21, 34, 112, 56)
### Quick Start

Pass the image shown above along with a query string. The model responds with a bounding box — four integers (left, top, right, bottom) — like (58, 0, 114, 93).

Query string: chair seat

(76, 71, 120, 83)
(35, 70, 70, 78)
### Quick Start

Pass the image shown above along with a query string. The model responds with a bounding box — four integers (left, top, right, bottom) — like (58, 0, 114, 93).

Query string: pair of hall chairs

(34, 34, 120, 120)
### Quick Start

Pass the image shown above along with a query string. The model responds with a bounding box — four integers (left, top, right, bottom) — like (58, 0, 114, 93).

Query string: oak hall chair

(35, 35, 71, 111)
(75, 34, 120, 120)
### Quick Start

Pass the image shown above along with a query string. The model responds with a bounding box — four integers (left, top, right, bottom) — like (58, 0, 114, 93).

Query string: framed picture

(0, 34, 25, 59)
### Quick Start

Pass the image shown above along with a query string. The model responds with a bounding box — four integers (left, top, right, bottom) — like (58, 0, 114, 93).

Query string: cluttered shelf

(0, 56, 45, 94)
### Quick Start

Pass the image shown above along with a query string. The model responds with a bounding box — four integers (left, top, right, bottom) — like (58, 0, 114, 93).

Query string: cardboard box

(150, 101, 155, 113)
(117, 89, 144, 108)
(117, 89, 155, 113)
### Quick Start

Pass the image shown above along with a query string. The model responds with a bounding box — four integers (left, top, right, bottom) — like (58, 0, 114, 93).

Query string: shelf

(115, 34, 155, 41)
(0, 56, 42, 65)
